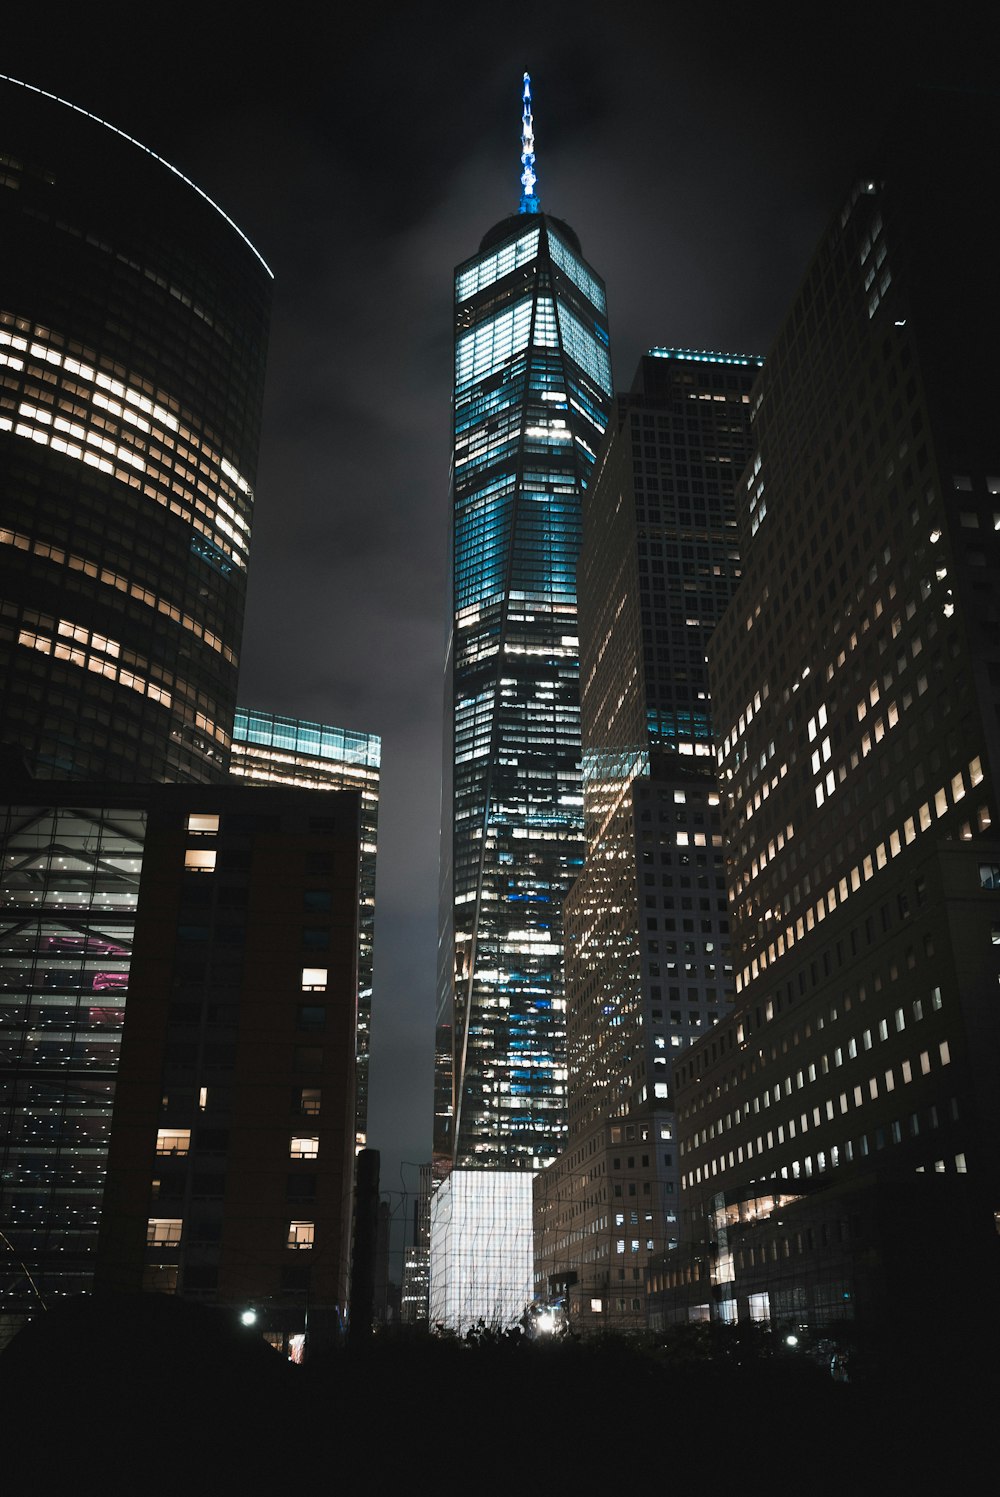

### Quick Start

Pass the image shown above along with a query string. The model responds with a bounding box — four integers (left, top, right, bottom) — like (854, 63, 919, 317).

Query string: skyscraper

(229, 707, 380, 1146)
(436, 75, 612, 1172)
(431, 74, 612, 1330)
(534, 350, 758, 1327)
(0, 76, 271, 782)
(662, 96, 1000, 1342)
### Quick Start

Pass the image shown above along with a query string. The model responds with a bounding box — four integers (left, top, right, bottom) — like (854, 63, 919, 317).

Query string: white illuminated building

(429, 1170, 534, 1332)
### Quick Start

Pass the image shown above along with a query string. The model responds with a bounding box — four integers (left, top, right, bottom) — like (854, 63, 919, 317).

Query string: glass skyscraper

(435, 77, 613, 1178)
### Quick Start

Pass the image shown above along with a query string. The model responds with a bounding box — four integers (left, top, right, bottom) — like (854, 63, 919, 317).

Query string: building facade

(230, 707, 380, 1146)
(0, 780, 361, 1350)
(533, 351, 757, 1328)
(668, 99, 1000, 1343)
(431, 75, 612, 1330)
(0, 76, 271, 782)
(435, 76, 613, 1178)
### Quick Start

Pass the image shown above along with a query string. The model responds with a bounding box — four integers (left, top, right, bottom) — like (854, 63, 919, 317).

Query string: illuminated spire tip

(519, 72, 540, 214)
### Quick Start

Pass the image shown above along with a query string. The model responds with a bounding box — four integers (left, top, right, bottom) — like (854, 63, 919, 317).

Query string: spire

(519, 72, 540, 214)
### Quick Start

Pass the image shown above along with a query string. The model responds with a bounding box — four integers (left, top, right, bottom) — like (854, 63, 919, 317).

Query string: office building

(0, 778, 361, 1351)
(432, 75, 612, 1328)
(533, 350, 758, 1328)
(0, 75, 271, 782)
(664, 98, 1000, 1342)
(436, 73, 612, 1169)
(230, 707, 380, 1146)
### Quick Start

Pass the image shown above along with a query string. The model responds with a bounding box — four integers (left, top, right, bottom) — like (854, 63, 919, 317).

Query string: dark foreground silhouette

(2, 1295, 988, 1488)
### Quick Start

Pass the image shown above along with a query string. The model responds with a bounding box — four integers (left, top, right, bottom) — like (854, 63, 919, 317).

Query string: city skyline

(3, 7, 989, 1225)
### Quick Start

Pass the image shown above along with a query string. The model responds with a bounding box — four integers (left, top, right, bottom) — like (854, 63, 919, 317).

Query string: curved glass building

(0, 76, 272, 782)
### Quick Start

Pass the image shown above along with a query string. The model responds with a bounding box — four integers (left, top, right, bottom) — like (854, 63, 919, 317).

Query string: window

(184, 848, 217, 872)
(301, 967, 328, 992)
(290, 1136, 319, 1159)
(186, 813, 220, 835)
(287, 1221, 315, 1249)
(287, 1174, 317, 1201)
(155, 1128, 190, 1156)
(298, 1088, 322, 1115)
(147, 1217, 183, 1245)
(297, 1005, 326, 1032)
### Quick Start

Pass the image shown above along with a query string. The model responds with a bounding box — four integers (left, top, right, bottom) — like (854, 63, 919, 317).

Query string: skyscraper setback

(436, 76, 613, 1175)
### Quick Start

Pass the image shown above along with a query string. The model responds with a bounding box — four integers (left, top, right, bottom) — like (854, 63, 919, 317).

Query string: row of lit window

(0, 323, 252, 569)
(18, 625, 171, 709)
(684, 1091, 959, 1194)
(726, 564, 934, 879)
(147, 1218, 315, 1249)
(16, 621, 229, 747)
(0, 526, 236, 664)
(686, 991, 947, 1153)
(548, 232, 608, 316)
(455, 227, 540, 303)
(737, 754, 986, 992)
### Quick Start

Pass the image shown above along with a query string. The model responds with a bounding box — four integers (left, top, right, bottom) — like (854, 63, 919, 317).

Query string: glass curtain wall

(442, 215, 612, 1169)
(0, 802, 144, 1321)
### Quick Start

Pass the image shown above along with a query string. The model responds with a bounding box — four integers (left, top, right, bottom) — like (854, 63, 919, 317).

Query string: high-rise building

(661, 97, 1000, 1342)
(533, 350, 758, 1328)
(1, 780, 361, 1352)
(229, 708, 380, 1146)
(0, 76, 271, 782)
(431, 75, 612, 1330)
(436, 75, 613, 1174)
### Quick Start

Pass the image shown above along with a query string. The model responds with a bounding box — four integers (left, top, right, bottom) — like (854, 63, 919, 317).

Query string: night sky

(4, 4, 988, 1246)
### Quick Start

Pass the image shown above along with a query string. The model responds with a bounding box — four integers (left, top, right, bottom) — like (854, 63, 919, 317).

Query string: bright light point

(785, 1333, 798, 1346)
(240, 1309, 258, 1326)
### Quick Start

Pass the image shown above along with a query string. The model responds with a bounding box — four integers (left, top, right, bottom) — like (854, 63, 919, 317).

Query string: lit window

(147, 1217, 183, 1245)
(288, 1221, 315, 1249)
(156, 1128, 190, 1156)
(290, 1136, 319, 1159)
(298, 1088, 322, 1115)
(301, 967, 328, 992)
(186, 813, 220, 835)
(184, 848, 217, 872)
